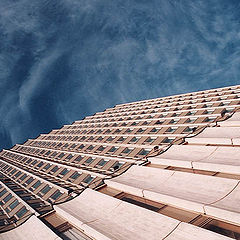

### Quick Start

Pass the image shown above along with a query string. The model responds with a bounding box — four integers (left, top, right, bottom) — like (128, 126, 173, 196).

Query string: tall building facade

(0, 85, 240, 239)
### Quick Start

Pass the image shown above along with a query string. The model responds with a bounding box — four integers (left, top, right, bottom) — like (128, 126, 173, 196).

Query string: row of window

(10, 146, 130, 173)
(72, 103, 236, 128)
(37, 130, 184, 149)
(0, 185, 29, 220)
(0, 160, 65, 203)
(23, 139, 156, 160)
(62, 109, 222, 132)
(1, 152, 98, 189)
(106, 87, 240, 112)
(52, 116, 216, 137)
(84, 96, 239, 121)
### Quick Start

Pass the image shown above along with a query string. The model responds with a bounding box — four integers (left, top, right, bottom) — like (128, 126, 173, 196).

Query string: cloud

(0, 0, 240, 150)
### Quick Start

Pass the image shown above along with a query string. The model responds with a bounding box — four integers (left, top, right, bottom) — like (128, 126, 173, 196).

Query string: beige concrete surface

(0, 216, 60, 240)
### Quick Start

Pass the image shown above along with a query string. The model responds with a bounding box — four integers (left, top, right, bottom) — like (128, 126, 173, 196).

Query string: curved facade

(0, 85, 240, 239)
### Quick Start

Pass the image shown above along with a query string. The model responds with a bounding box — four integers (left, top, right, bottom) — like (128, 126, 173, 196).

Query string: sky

(0, 0, 240, 151)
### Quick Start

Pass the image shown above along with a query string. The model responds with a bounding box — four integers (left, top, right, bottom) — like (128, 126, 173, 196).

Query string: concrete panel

(0, 216, 60, 240)
(165, 222, 232, 240)
(55, 189, 180, 240)
(106, 166, 239, 221)
(205, 183, 240, 224)
(192, 127, 240, 139)
(186, 137, 232, 145)
(151, 145, 240, 174)
(219, 112, 240, 127)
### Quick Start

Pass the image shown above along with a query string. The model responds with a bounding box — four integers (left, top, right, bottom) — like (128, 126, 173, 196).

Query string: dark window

(25, 177, 34, 185)
(108, 147, 117, 153)
(43, 163, 51, 170)
(75, 155, 83, 162)
(40, 185, 51, 194)
(16, 207, 27, 218)
(32, 180, 41, 189)
(50, 190, 62, 200)
(69, 172, 81, 180)
(121, 148, 132, 154)
(59, 168, 69, 176)
(138, 149, 150, 156)
(97, 159, 108, 167)
(8, 199, 19, 210)
(51, 166, 59, 173)
(3, 194, 12, 203)
(83, 175, 95, 184)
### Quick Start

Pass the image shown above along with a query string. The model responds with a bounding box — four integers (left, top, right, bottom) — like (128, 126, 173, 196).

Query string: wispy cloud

(0, 0, 240, 150)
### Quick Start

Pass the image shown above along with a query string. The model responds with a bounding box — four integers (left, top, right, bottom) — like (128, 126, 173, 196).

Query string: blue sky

(0, 0, 240, 150)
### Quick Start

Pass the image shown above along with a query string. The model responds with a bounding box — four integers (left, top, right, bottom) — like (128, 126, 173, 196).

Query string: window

(121, 148, 132, 155)
(162, 137, 175, 143)
(187, 111, 196, 115)
(37, 162, 44, 168)
(16, 207, 28, 218)
(43, 163, 52, 171)
(69, 171, 81, 180)
(106, 136, 114, 142)
(0, 189, 7, 197)
(8, 199, 19, 211)
(78, 144, 85, 150)
(150, 128, 158, 133)
(9, 169, 16, 176)
(59, 168, 69, 176)
(3, 194, 12, 203)
(50, 190, 63, 200)
(31, 180, 42, 190)
(66, 154, 74, 160)
(138, 149, 150, 156)
(125, 128, 132, 133)
(40, 185, 52, 195)
(50, 152, 57, 157)
(87, 145, 94, 151)
(205, 109, 214, 114)
(75, 155, 83, 162)
(57, 143, 63, 147)
(183, 127, 194, 132)
(169, 118, 180, 124)
(204, 117, 216, 122)
(165, 127, 177, 133)
(13, 171, 22, 179)
(97, 146, 105, 152)
(19, 174, 27, 181)
(144, 137, 156, 143)
(97, 159, 108, 167)
(70, 143, 77, 149)
(129, 137, 139, 143)
(108, 147, 118, 153)
(51, 166, 59, 173)
(186, 117, 197, 123)
(83, 175, 95, 184)
(137, 128, 145, 133)
(25, 177, 34, 186)
(84, 157, 94, 164)
(63, 143, 69, 148)
(111, 161, 124, 171)
(57, 153, 65, 159)
(116, 137, 126, 143)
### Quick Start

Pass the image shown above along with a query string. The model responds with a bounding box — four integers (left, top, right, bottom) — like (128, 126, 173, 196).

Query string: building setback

(0, 85, 240, 239)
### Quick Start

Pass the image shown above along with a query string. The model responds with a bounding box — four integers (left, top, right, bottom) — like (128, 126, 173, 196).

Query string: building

(0, 85, 240, 239)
